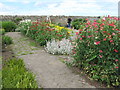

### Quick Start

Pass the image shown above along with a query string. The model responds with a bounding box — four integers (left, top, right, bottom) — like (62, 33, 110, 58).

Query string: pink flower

(115, 66, 119, 69)
(93, 22, 99, 25)
(76, 32, 79, 35)
(103, 38, 106, 41)
(115, 59, 118, 62)
(101, 23, 105, 26)
(103, 31, 107, 33)
(108, 23, 115, 27)
(82, 36, 85, 37)
(94, 41, 100, 45)
(112, 33, 116, 35)
(95, 31, 98, 33)
(80, 38, 82, 40)
(110, 40, 113, 43)
(88, 36, 92, 38)
(114, 49, 118, 52)
(99, 50, 103, 53)
(99, 55, 103, 58)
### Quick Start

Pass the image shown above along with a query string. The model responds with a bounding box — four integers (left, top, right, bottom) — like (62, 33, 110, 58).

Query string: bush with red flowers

(18, 20, 72, 46)
(72, 15, 120, 87)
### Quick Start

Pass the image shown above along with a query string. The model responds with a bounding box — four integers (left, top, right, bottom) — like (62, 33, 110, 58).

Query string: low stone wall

(0, 15, 99, 26)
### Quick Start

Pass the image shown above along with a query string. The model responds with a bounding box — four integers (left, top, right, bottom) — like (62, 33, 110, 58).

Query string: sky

(0, 0, 119, 16)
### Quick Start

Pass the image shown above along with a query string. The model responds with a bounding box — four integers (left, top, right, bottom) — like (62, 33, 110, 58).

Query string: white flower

(45, 38, 73, 55)
(95, 37, 98, 39)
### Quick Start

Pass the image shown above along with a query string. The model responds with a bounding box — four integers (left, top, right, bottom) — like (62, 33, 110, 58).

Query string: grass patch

(2, 58, 38, 88)
(29, 42, 37, 47)
(0, 70, 2, 89)
(17, 51, 34, 56)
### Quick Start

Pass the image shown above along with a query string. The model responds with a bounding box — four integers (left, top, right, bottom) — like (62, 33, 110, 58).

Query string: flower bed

(18, 20, 74, 46)
(72, 15, 120, 87)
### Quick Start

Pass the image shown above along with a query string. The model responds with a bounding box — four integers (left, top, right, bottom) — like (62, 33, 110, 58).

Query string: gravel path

(6, 32, 96, 88)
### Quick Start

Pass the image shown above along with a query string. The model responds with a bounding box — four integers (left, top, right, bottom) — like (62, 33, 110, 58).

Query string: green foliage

(71, 18, 87, 30)
(0, 28, 5, 35)
(14, 17, 22, 24)
(2, 58, 38, 88)
(1, 21, 17, 32)
(2, 35, 13, 45)
(72, 16, 120, 87)
(18, 21, 73, 46)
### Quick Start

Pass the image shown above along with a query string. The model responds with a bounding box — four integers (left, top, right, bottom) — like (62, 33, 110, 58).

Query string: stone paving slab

(6, 32, 96, 88)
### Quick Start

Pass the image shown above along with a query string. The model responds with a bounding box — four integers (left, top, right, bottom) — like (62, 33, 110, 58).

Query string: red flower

(76, 32, 79, 35)
(72, 50, 76, 54)
(115, 66, 119, 69)
(99, 55, 103, 58)
(103, 31, 107, 33)
(103, 38, 106, 41)
(79, 29, 83, 31)
(99, 50, 103, 53)
(101, 23, 105, 26)
(94, 41, 100, 45)
(107, 33, 110, 35)
(114, 49, 118, 52)
(59, 35, 62, 37)
(115, 59, 118, 62)
(110, 40, 113, 43)
(87, 36, 92, 38)
(108, 23, 115, 27)
(80, 38, 82, 40)
(93, 22, 99, 25)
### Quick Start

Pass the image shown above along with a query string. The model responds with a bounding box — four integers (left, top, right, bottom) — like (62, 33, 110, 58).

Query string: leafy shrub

(45, 38, 73, 55)
(1, 21, 17, 32)
(18, 21, 73, 46)
(72, 16, 120, 87)
(2, 58, 38, 88)
(2, 35, 13, 45)
(0, 29, 5, 35)
(71, 18, 87, 30)
(17, 20, 32, 34)
(14, 17, 22, 24)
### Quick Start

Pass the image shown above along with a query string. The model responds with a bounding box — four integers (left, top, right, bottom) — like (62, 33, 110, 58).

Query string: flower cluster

(73, 15, 120, 87)
(18, 20, 74, 46)
(45, 38, 73, 55)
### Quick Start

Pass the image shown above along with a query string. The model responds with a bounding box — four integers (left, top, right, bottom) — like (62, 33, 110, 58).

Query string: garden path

(6, 32, 95, 88)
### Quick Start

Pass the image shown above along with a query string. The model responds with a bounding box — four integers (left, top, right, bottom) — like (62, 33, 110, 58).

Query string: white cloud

(22, 1, 30, 4)
(34, 2, 42, 6)
(0, 2, 17, 15)
(101, 0, 119, 2)
(5, 0, 30, 4)
(0, 0, 118, 16)
(44, 0, 103, 15)
(0, 3, 5, 8)
(6, 0, 17, 2)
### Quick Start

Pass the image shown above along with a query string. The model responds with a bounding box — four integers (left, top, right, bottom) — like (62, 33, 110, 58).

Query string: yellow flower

(68, 32, 70, 34)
